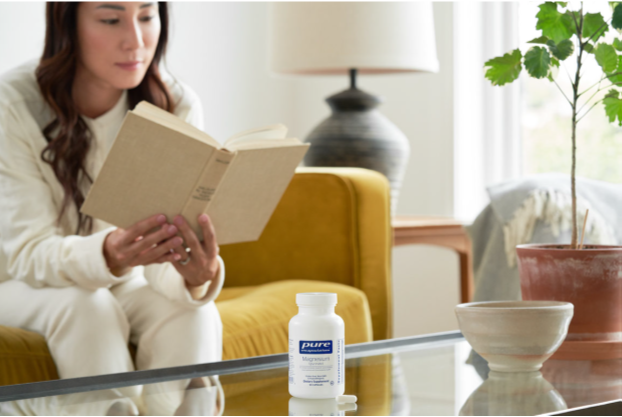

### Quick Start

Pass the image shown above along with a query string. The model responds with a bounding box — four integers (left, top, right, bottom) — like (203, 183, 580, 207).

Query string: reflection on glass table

(0, 331, 620, 415)
(459, 370, 566, 416)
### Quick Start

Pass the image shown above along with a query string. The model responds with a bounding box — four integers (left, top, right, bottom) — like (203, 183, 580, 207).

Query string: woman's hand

(170, 214, 220, 292)
(104, 214, 184, 276)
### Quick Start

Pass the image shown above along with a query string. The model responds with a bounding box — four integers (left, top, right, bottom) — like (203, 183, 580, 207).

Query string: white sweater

(0, 61, 225, 307)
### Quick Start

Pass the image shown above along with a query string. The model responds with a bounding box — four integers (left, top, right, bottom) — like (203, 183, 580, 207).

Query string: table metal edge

(0, 331, 464, 402)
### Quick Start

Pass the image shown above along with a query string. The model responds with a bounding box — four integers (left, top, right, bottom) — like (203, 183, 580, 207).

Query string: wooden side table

(392, 216, 473, 303)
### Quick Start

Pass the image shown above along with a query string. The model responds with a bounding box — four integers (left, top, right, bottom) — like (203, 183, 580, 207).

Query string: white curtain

(453, 2, 521, 221)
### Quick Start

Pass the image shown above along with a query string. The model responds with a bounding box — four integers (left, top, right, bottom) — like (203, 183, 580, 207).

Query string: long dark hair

(36, 2, 174, 234)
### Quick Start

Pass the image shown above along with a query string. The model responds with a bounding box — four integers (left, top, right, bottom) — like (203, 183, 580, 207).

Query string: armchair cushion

(218, 280, 373, 360)
(0, 326, 58, 386)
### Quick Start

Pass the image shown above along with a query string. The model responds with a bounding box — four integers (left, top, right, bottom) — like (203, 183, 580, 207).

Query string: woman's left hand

(170, 214, 220, 292)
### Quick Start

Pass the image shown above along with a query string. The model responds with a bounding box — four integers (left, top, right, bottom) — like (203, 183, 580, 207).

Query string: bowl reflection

(459, 370, 567, 416)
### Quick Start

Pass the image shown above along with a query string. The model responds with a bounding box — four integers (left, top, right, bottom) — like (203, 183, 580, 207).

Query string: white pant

(0, 277, 223, 415)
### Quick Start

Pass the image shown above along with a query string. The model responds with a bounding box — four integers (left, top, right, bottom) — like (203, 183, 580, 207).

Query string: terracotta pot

(516, 244, 622, 342)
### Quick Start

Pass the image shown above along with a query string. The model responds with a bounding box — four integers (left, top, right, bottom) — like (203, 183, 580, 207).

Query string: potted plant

(484, 1, 622, 359)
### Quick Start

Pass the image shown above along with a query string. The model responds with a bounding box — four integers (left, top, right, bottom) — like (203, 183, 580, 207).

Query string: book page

(227, 137, 303, 151)
(81, 112, 215, 228)
(224, 124, 288, 149)
(134, 101, 220, 148)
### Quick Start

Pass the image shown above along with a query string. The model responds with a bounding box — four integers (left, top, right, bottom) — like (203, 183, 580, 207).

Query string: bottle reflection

(459, 370, 567, 416)
(288, 397, 357, 416)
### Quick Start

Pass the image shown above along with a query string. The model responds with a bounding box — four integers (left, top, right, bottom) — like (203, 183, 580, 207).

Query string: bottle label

(289, 338, 344, 389)
(300, 340, 332, 354)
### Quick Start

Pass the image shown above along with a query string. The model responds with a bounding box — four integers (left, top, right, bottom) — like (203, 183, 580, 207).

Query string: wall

(0, 2, 459, 338)
(0, 2, 45, 75)
(166, 2, 298, 141)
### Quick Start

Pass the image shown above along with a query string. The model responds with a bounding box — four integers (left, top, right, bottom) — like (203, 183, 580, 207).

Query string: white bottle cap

(296, 292, 338, 306)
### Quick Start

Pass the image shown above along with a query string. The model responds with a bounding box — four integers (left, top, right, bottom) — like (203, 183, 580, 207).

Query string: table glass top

(0, 332, 620, 415)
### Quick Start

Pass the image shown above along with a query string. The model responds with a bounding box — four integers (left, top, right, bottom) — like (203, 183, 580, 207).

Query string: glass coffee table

(0, 331, 620, 415)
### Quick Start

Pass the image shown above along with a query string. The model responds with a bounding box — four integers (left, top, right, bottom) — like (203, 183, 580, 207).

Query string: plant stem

(576, 97, 605, 123)
(562, 61, 574, 84)
(596, 83, 616, 92)
(577, 78, 605, 115)
(570, 5, 585, 249)
(578, 75, 606, 97)
(553, 79, 574, 106)
(581, 82, 615, 100)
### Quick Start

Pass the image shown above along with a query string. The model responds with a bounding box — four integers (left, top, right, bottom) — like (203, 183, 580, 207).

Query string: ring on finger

(177, 246, 191, 265)
(178, 252, 191, 266)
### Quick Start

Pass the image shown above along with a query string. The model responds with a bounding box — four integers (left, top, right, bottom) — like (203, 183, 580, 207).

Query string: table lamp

(269, 2, 439, 213)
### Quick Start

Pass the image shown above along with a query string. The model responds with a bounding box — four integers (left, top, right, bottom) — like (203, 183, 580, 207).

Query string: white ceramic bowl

(455, 301, 574, 372)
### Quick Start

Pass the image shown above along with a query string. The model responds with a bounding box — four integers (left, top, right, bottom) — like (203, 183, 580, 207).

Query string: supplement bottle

(289, 293, 345, 399)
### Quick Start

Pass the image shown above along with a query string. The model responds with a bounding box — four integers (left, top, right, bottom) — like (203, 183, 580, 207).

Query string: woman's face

(76, 2, 161, 90)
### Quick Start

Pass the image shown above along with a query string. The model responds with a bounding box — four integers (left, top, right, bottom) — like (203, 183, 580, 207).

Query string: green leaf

(595, 43, 618, 73)
(484, 49, 523, 86)
(607, 57, 622, 86)
(613, 38, 622, 51)
(613, 3, 622, 30)
(556, 1, 568, 7)
(582, 13, 609, 42)
(524, 46, 552, 79)
(536, 2, 575, 43)
(528, 36, 550, 44)
(547, 58, 560, 81)
(603, 89, 622, 126)
(584, 43, 595, 54)
(547, 39, 575, 60)
(605, 89, 619, 99)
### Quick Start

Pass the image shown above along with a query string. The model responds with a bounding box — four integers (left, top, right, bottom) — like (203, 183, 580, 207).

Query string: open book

(81, 101, 309, 245)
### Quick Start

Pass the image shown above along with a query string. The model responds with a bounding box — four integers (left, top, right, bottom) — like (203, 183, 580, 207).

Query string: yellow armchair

(0, 167, 392, 385)
(217, 167, 392, 360)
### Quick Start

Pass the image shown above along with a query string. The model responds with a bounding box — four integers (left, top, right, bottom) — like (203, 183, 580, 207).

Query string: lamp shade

(269, 2, 439, 76)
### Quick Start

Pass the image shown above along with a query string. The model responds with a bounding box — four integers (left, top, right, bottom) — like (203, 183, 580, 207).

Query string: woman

(0, 2, 224, 414)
